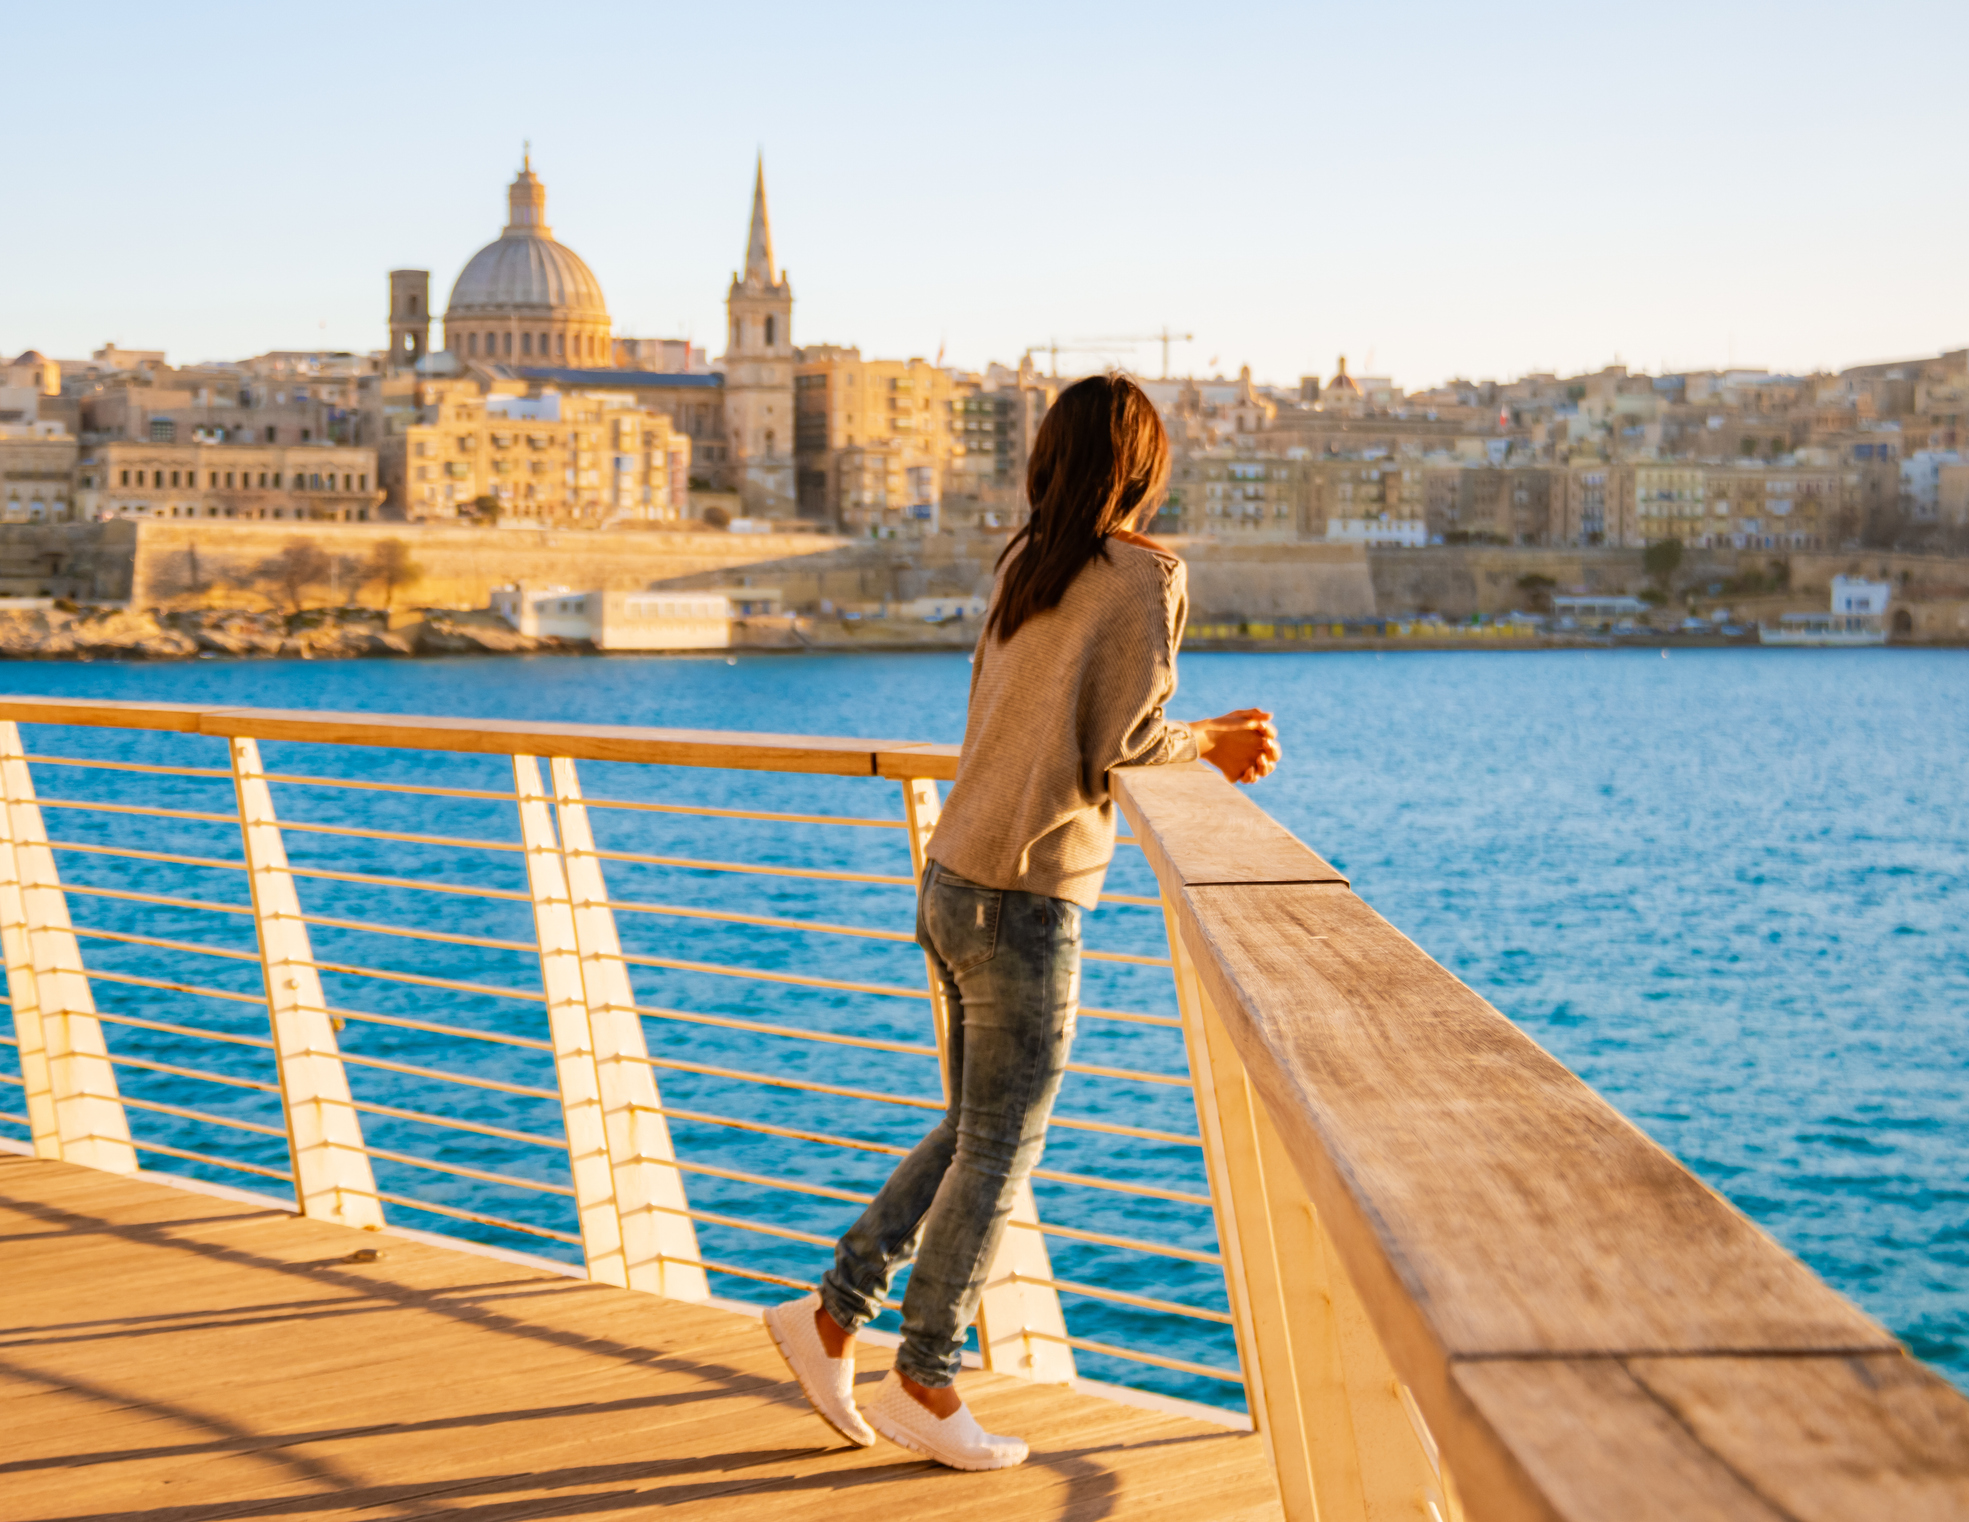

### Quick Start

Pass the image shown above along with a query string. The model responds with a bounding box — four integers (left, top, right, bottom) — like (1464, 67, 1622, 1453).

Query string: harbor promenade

(2, 696, 1967, 1519)
(0, 1152, 1272, 1520)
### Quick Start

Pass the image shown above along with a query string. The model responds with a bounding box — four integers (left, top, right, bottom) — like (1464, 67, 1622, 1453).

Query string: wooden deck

(0, 1155, 1281, 1522)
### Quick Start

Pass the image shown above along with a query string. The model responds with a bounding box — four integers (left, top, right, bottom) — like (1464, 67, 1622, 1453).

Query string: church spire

(743, 154, 775, 286)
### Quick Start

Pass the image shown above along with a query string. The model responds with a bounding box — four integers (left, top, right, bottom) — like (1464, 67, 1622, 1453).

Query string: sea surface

(0, 648, 1962, 1411)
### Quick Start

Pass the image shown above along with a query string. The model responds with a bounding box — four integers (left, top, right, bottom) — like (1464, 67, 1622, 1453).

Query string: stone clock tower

(722, 157, 795, 517)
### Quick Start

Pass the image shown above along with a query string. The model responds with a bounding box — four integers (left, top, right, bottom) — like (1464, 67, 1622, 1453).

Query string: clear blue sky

(7, 1, 1965, 390)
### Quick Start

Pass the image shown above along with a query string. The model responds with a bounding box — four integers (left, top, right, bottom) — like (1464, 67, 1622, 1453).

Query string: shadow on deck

(0, 1155, 1280, 1521)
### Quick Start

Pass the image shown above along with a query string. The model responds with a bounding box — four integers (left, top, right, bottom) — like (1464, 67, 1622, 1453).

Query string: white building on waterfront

(490, 584, 732, 648)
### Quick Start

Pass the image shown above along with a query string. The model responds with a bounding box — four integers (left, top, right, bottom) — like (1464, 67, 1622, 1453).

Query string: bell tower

(389, 269, 431, 370)
(721, 157, 795, 516)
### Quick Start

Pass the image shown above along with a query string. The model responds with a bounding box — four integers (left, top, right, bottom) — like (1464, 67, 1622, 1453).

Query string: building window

(209, 472, 218, 488)
(150, 419, 175, 443)
(503, 331, 513, 356)
(358, 474, 367, 491)
(521, 332, 532, 356)
(265, 426, 277, 442)
(468, 332, 479, 356)
(120, 469, 129, 487)
(765, 315, 776, 347)
(556, 333, 565, 357)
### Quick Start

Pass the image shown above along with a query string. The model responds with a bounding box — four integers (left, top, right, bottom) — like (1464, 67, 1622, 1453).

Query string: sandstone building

(76, 441, 383, 522)
(442, 158, 613, 367)
(721, 159, 795, 517)
(380, 379, 689, 524)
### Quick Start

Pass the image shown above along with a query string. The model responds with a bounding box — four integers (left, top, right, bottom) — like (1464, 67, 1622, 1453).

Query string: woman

(764, 373, 1280, 1470)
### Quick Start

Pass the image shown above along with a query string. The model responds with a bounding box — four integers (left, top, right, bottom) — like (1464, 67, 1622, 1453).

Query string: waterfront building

(0, 434, 80, 521)
(388, 271, 430, 373)
(1901, 449, 1963, 522)
(793, 347, 953, 534)
(392, 157, 801, 514)
(1173, 446, 1313, 539)
(75, 440, 382, 522)
(722, 159, 796, 518)
(443, 158, 612, 367)
(1634, 463, 1707, 546)
(489, 582, 731, 648)
(4, 350, 60, 397)
(1702, 463, 1840, 549)
(1551, 464, 1637, 547)
(381, 379, 690, 524)
(73, 351, 369, 453)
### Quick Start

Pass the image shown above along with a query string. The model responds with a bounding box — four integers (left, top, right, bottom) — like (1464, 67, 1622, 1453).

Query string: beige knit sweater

(928, 537, 1199, 908)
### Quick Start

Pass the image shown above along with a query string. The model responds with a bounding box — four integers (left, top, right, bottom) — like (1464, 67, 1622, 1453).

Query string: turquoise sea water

(0, 648, 1962, 1407)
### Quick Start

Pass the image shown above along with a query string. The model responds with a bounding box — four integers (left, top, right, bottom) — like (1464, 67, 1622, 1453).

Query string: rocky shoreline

(0, 604, 583, 661)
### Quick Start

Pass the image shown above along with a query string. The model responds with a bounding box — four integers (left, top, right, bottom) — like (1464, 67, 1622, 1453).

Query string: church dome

(444, 161, 609, 323)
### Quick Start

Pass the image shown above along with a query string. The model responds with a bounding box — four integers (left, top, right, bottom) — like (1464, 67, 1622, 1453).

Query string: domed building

(442, 158, 612, 366)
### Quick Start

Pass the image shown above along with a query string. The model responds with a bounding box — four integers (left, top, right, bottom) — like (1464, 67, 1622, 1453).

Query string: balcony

(0, 697, 1963, 1519)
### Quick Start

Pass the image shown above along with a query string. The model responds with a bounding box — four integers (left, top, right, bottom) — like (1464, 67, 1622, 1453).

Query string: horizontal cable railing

(0, 697, 1234, 1417)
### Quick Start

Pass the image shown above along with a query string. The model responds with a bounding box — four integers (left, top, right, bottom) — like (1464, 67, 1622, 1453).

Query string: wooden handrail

(0, 697, 964, 781)
(1115, 761, 1969, 1520)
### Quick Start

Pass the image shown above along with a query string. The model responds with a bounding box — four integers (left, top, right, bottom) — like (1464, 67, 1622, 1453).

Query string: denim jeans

(818, 860, 1081, 1387)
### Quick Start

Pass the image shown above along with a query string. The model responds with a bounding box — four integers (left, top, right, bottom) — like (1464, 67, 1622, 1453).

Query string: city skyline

(8, 1, 1967, 389)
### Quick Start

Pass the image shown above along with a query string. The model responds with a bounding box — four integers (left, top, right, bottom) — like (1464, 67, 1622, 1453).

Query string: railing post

(1164, 894, 1322, 1517)
(1166, 890, 1439, 1522)
(515, 755, 630, 1286)
(0, 725, 61, 1158)
(900, 775, 1075, 1382)
(548, 756, 708, 1301)
(0, 721, 133, 1172)
(229, 738, 382, 1228)
(1253, 1084, 1446, 1522)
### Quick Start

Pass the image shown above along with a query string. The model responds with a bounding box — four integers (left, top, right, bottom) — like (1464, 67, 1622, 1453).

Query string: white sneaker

(863, 1371, 1029, 1470)
(762, 1293, 875, 1447)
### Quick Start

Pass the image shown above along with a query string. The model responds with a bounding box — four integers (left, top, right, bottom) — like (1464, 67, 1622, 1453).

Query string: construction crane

(1021, 340, 1127, 379)
(1022, 327, 1196, 380)
(1077, 327, 1196, 381)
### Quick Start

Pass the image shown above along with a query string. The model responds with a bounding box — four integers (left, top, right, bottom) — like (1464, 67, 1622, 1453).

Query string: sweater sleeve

(1089, 556, 1200, 785)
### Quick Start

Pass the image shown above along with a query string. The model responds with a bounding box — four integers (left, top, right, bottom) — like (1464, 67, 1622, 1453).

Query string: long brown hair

(986, 373, 1170, 642)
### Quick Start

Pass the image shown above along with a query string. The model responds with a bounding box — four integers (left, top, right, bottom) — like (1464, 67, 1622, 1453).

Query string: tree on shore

(365, 538, 426, 612)
(1643, 537, 1683, 585)
(259, 539, 332, 617)
(1515, 573, 1557, 614)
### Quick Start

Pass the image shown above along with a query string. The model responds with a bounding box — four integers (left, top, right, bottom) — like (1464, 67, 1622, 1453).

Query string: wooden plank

(1114, 765, 1346, 888)
(1172, 881, 1896, 1367)
(875, 742, 962, 781)
(1625, 1353, 1969, 1522)
(0, 1156, 1276, 1522)
(193, 708, 921, 776)
(0, 696, 223, 732)
(1450, 1359, 1789, 1522)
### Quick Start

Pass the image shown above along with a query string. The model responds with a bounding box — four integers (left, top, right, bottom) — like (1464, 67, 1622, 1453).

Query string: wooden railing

(1114, 760, 1969, 1520)
(0, 694, 1964, 1520)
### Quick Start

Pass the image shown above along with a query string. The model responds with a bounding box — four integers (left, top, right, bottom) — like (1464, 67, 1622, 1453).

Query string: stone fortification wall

(647, 534, 1379, 619)
(1367, 546, 1650, 616)
(0, 521, 139, 601)
(125, 521, 847, 610)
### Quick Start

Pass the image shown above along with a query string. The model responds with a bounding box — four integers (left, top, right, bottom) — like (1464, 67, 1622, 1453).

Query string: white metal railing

(0, 698, 1233, 1410)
